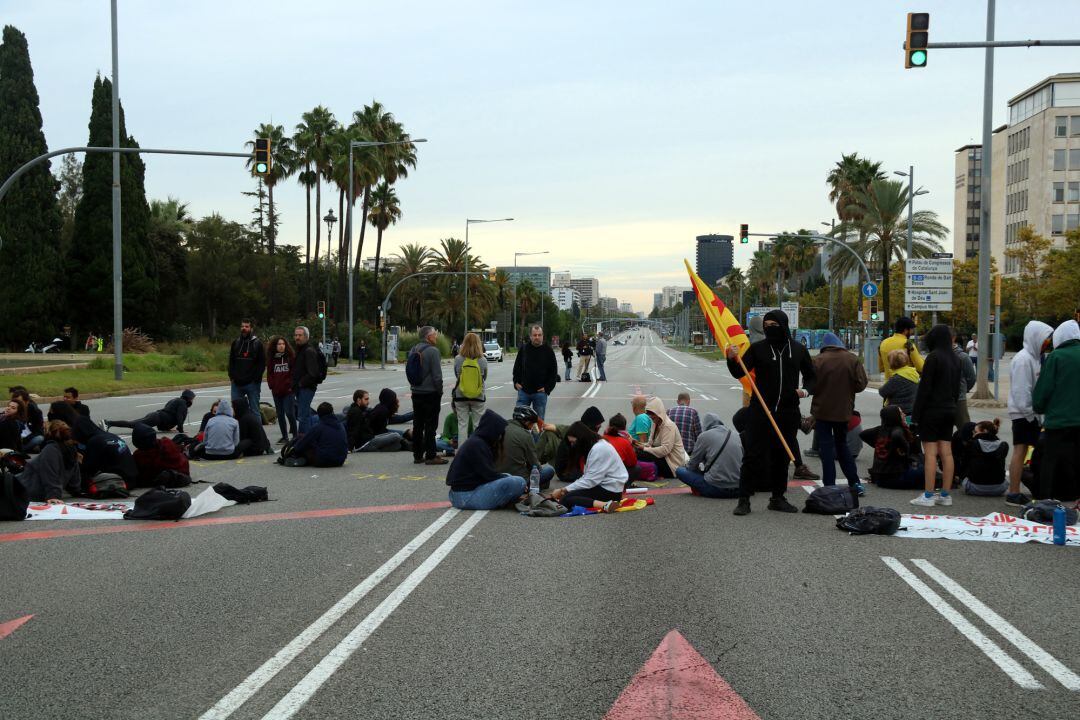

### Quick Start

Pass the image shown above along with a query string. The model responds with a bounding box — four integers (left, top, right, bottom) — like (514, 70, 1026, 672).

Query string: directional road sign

(861, 282, 879, 298)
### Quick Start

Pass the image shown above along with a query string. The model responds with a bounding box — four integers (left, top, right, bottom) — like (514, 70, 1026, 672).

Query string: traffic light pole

(378, 271, 473, 369)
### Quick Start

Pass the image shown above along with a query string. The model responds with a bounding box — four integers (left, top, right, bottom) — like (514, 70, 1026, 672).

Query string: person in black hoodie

(106, 389, 195, 433)
(368, 388, 414, 438)
(346, 389, 411, 452)
(229, 319, 266, 415)
(725, 309, 814, 516)
(910, 324, 962, 508)
(72, 416, 137, 490)
(233, 400, 272, 456)
(954, 419, 1010, 496)
(9, 388, 44, 452)
(287, 403, 348, 467)
(859, 406, 923, 489)
(292, 326, 323, 434)
(512, 325, 559, 421)
(446, 410, 526, 509)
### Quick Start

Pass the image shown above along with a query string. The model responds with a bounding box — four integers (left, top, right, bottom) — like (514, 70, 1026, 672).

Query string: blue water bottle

(1053, 505, 1067, 546)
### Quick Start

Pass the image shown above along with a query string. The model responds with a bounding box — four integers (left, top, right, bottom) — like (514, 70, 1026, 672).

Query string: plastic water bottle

(1053, 505, 1067, 546)
(529, 465, 541, 497)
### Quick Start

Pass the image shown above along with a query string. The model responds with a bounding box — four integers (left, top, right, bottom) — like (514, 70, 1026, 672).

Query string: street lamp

(894, 167, 930, 259)
(465, 217, 514, 340)
(323, 209, 336, 345)
(511, 250, 549, 344)
(821, 220, 836, 331)
(346, 138, 427, 360)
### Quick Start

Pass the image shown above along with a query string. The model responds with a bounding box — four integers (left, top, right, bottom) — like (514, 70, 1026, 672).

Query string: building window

(1073, 116, 1080, 136)
(1054, 182, 1065, 202)
(1055, 149, 1067, 171)
(1056, 116, 1068, 137)
(1070, 214, 1080, 231)
(1070, 181, 1080, 203)
(1072, 149, 1080, 171)
(1052, 214, 1065, 235)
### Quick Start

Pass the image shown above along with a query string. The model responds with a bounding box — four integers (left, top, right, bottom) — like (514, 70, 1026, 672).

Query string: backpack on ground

(123, 487, 191, 520)
(803, 485, 858, 514)
(276, 439, 297, 465)
(405, 347, 424, 386)
(154, 469, 192, 489)
(836, 506, 901, 535)
(83, 472, 130, 499)
(1021, 499, 1078, 526)
(580, 372, 591, 382)
(313, 347, 329, 384)
(212, 482, 269, 504)
(0, 470, 29, 521)
(259, 402, 277, 426)
(458, 357, 484, 399)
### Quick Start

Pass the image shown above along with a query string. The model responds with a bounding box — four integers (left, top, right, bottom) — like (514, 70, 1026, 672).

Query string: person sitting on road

(446, 410, 527, 510)
(19, 420, 82, 503)
(436, 411, 470, 456)
(71, 416, 137, 489)
(954, 419, 1009, 496)
(130, 422, 190, 487)
(666, 392, 703, 454)
(9, 389, 44, 453)
(233, 400, 272, 456)
(287, 403, 348, 468)
(879, 349, 919, 419)
(349, 389, 412, 453)
(540, 406, 605, 483)
(547, 421, 627, 513)
(106, 389, 196, 434)
(628, 395, 652, 442)
(369, 388, 414, 439)
(859, 406, 923, 490)
(0, 398, 27, 451)
(196, 400, 248, 460)
(62, 387, 92, 418)
(633, 397, 688, 479)
(497, 406, 556, 489)
(603, 413, 639, 484)
(47, 400, 81, 428)
(676, 412, 743, 498)
(198, 399, 221, 436)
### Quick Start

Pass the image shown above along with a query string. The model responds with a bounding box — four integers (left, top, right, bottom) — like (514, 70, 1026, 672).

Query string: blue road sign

(861, 281, 879, 298)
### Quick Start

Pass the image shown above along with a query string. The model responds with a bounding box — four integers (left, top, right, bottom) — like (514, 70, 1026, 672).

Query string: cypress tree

(0, 26, 64, 348)
(68, 75, 158, 336)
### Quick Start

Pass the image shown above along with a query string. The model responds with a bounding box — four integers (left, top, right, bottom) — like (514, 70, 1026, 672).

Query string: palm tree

(835, 178, 948, 329)
(367, 181, 401, 318)
(390, 243, 432, 326)
(721, 267, 746, 315)
(748, 250, 774, 305)
(294, 106, 339, 279)
(149, 197, 192, 232)
(245, 123, 295, 255)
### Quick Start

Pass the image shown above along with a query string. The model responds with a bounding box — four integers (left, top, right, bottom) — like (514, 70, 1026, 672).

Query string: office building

(619, 302, 633, 313)
(661, 286, 691, 309)
(567, 277, 599, 308)
(551, 286, 580, 312)
(362, 256, 401, 273)
(695, 235, 734, 286)
(496, 266, 551, 294)
(953, 145, 984, 259)
(598, 297, 618, 313)
(551, 271, 571, 288)
(653, 293, 663, 311)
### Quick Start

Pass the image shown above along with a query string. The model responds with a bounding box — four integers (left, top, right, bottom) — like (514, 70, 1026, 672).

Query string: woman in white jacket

(548, 421, 627, 512)
(1005, 320, 1054, 505)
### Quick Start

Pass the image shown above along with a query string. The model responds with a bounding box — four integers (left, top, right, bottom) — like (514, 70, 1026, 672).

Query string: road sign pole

(974, 0, 996, 399)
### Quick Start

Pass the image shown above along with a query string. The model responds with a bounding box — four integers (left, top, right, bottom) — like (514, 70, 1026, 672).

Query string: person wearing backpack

(292, 326, 325, 435)
(408, 326, 446, 465)
(452, 333, 488, 446)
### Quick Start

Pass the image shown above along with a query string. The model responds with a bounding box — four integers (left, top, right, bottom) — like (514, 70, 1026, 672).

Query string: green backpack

(458, 358, 484, 399)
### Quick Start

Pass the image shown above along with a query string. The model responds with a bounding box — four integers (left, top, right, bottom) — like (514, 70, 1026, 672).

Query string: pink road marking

(605, 629, 761, 720)
(0, 501, 451, 544)
(0, 614, 33, 640)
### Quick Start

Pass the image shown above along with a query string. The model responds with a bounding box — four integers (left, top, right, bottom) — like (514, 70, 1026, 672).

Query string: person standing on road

(266, 336, 297, 444)
(1032, 320, 1080, 501)
(575, 335, 593, 380)
(910, 324, 963, 507)
(446, 410, 527, 510)
(1006, 320, 1053, 506)
(676, 412, 743, 498)
(666, 392, 703, 454)
(292, 326, 322, 435)
(512, 324, 559, 421)
(561, 342, 573, 381)
(452, 332, 488, 445)
(879, 317, 924, 379)
(594, 333, 608, 381)
(409, 326, 446, 465)
(358, 340, 368, 369)
(951, 328, 976, 428)
(106, 390, 195, 434)
(965, 334, 979, 371)
(810, 332, 868, 494)
(726, 309, 814, 516)
(228, 319, 266, 415)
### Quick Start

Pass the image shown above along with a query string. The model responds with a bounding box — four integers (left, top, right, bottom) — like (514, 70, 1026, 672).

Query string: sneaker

(854, 483, 866, 497)
(1005, 492, 1031, 507)
(910, 493, 937, 507)
(768, 496, 799, 513)
(793, 464, 820, 481)
(602, 500, 620, 513)
(424, 457, 449, 466)
(804, 448, 821, 458)
(733, 498, 751, 516)
(935, 494, 953, 507)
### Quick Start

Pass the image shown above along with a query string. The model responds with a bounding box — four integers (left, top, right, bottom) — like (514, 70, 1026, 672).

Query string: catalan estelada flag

(684, 259, 753, 393)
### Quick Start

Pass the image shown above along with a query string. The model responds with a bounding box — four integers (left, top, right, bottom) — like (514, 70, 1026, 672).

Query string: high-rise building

(619, 302, 633, 313)
(661, 286, 691, 309)
(953, 145, 984, 260)
(495, 266, 551, 294)
(653, 293, 663, 310)
(551, 271, 571, 288)
(567, 278, 599, 308)
(598, 297, 618, 313)
(551, 286, 580, 311)
(695, 235, 734, 286)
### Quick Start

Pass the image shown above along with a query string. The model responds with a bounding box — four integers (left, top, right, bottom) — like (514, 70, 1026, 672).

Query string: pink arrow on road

(605, 629, 761, 720)
(0, 614, 33, 640)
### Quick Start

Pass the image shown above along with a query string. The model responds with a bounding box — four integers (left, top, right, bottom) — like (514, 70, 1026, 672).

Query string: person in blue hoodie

(445, 410, 527, 510)
(287, 402, 348, 467)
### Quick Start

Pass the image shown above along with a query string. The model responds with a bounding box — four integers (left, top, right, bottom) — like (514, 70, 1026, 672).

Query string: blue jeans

(232, 382, 261, 415)
(272, 393, 297, 440)
(294, 387, 316, 434)
(448, 475, 527, 510)
(516, 390, 549, 421)
(815, 420, 860, 487)
(595, 356, 607, 381)
(564, 359, 572, 381)
(675, 467, 740, 498)
(436, 438, 456, 455)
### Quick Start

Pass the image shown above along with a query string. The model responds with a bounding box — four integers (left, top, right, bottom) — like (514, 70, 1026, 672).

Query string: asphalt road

(1, 331, 1076, 719)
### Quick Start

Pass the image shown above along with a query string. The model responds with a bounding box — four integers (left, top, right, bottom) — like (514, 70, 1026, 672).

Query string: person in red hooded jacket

(266, 336, 298, 444)
(130, 423, 190, 487)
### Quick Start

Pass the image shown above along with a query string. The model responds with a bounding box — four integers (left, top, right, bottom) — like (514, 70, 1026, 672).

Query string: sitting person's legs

(448, 475, 526, 510)
(562, 485, 621, 509)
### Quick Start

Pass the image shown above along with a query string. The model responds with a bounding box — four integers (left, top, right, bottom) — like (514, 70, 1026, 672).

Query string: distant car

(483, 341, 503, 362)
(613, 339, 625, 345)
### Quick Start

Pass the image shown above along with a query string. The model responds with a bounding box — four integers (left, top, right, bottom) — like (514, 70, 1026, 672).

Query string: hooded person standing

(1006, 320, 1054, 505)
(725, 309, 815, 516)
(1032, 320, 1080, 501)
(810, 332, 868, 494)
(910, 324, 963, 507)
(228, 319, 266, 415)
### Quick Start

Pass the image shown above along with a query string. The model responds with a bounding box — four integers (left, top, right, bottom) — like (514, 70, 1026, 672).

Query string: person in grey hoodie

(20, 420, 81, 502)
(198, 400, 249, 460)
(675, 412, 743, 498)
(951, 328, 977, 427)
(409, 326, 446, 465)
(1005, 320, 1054, 506)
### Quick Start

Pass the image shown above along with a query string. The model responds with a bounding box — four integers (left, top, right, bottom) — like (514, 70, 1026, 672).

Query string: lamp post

(894, 167, 930, 259)
(821, 220, 835, 331)
(323, 209, 336, 345)
(464, 217, 513, 340)
(511, 250, 549, 344)
(345, 138, 426, 360)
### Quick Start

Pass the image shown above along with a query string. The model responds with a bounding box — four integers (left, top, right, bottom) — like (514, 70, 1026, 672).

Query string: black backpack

(1021, 500, 1078, 526)
(0, 470, 29, 521)
(803, 485, 857, 514)
(154, 469, 193, 489)
(212, 482, 269, 504)
(836, 506, 902, 535)
(313, 347, 328, 384)
(123, 487, 191, 520)
(405, 347, 424, 386)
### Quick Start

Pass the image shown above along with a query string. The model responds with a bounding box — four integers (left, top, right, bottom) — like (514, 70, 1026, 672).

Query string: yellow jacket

(879, 333, 924, 378)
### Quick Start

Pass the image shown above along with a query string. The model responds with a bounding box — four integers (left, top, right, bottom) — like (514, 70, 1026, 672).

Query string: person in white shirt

(965, 335, 979, 370)
(547, 421, 627, 513)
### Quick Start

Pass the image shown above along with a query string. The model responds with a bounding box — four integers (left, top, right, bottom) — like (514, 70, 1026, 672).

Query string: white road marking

(911, 559, 1080, 691)
(881, 557, 1043, 689)
(197, 509, 462, 720)
(261, 510, 489, 719)
(580, 378, 599, 398)
(652, 346, 687, 367)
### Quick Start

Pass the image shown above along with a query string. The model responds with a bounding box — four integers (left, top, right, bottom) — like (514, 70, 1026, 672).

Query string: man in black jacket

(725, 309, 815, 516)
(106, 389, 195, 434)
(512, 324, 559, 421)
(292, 326, 323, 434)
(229, 319, 266, 415)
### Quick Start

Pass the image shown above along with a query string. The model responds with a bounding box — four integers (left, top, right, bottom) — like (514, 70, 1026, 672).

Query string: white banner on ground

(895, 512, 1079, 546)
(25, 502, 130, 520)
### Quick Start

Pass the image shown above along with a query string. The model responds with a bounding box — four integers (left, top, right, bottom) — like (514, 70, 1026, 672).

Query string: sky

(8, 0, 1080, 311)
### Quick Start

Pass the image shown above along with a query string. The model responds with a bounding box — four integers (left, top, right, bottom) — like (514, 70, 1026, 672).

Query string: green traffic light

(255, 162, 268, 174)
(318, 312, 325, 319)
(910, 50, 927, 67)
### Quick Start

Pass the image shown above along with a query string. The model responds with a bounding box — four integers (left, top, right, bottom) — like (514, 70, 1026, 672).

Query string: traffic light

(739, 224, 749, 244)
(905, 12, 929, 69)
(317, 300, 326, 319)
(253, 137, 271, 175)
(861, 298, 870, 321)
(870, 299, 880, 321)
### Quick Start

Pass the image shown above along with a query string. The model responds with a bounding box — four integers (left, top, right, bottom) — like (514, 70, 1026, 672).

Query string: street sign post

(861, 282, 879, 298)
(905, 258, 953, 313)
(781, 301, 800, 330)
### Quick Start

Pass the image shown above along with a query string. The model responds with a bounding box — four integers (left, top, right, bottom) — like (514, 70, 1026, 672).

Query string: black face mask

(764, 325, 787, 345)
